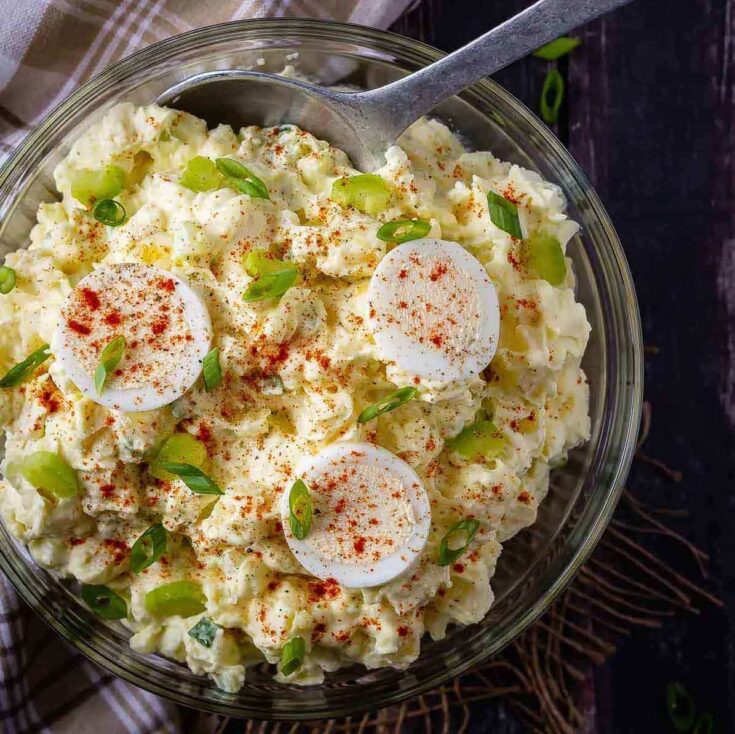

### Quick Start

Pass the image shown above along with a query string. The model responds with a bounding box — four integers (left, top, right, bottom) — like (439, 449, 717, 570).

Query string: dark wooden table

(390, 0, 735, 731)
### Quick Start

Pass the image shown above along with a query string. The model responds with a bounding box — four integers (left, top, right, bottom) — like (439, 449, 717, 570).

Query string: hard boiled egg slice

(281, 442, 431, 588)
(367, 239, 500, 383)
(51, 263, 212, 411)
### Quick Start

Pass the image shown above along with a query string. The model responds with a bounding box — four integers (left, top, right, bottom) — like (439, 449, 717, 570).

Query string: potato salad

(0, 103, 590, 690)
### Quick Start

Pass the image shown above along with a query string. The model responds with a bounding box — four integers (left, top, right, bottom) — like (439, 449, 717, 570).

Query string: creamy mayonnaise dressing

(0, 103, 590, 690)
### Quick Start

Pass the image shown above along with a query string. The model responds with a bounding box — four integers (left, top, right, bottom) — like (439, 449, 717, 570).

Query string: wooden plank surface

(393, 0, 735, 731)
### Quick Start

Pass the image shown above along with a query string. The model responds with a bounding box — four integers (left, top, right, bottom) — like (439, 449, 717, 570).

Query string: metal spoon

(157, 0, 631, 171)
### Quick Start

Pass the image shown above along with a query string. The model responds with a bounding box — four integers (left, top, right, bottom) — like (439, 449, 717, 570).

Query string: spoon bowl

(157, 69, 388, 170)
(157, 0, 632, 171)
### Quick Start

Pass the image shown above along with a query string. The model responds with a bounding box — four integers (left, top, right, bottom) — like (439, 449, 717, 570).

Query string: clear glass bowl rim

(0, 17, 643, 720)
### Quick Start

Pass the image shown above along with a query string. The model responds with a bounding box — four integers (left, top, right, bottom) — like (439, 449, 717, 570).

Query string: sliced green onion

(81, 584, 128, 620)
(540, 68, 565, 125)
(447, 420, 504, 463)
(487, 191, 523, 239)
(150, 433, 207, 481)
(202, 348, 222, 392)
(20, 451, 78, 499)
(228, 177, 269, 199)
(144, 580, 206, 618)
(71, 165, 125, 206)
(280, 636, 306, 676)
(0, 266, 16, 294)
(533, 37, 581, 60)
(243, 250, 298, 302)
(130, 523, 167, 573)
(331, 174, 391, 216)
(0, 344, 51, 388)
(243, 268, 297, 303)
(693, 712, 714, 734)
(93, 198, 126, 227)
(94, 335, 125, 395)
(159, 462, 223, 495)
(288, 479, 312, 540)
(357, 386, 418, 424)
(216, 158, 269, 199)
(438, 519, 480, 566)
(180, 156, 221, 192)
(666, 682, 696, 733)
(189, 616, 220, 647)
(524, 233, 566, 286)
(376, 219, 431, 244)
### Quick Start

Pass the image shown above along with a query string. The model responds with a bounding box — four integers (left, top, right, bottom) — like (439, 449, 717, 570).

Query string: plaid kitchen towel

(0, 2, 416, 733)
(0, 0, 416, 160)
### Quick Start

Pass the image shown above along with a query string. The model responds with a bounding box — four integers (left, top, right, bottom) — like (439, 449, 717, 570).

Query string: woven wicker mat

(210, 401, 722, 734)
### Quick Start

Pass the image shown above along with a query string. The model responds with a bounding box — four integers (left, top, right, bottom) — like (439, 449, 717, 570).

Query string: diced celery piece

(179, 156, 221, 192)
(150, 433, 207, 480)
(20, 450, 78, 498)
(243, 250, 290, 277)
(331, 174, 391, 216)
(525, 233, 566, 286)
(144, 580, 206, 617)
(0, 266, 16, 294)
(71, 165, 125, 206)
(447, 420, 504, 463)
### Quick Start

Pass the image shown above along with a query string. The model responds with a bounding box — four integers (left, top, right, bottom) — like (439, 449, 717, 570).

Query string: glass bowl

(0, 19, 642, 720)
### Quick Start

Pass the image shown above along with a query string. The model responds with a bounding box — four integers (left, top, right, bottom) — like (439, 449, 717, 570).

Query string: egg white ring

(51, 264, 212, 412)
(367, 239, 500, 383)
(280, 442, 431, 589)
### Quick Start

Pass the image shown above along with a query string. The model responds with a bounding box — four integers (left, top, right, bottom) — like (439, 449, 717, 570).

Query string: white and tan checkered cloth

(0, 2, 414, 732)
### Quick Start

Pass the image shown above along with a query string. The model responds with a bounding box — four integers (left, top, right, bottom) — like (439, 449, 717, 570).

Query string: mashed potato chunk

(0, 103, 590, 689)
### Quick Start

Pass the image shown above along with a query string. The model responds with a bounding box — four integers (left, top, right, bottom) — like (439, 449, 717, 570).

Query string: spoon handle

(361, 0, 632, 139)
